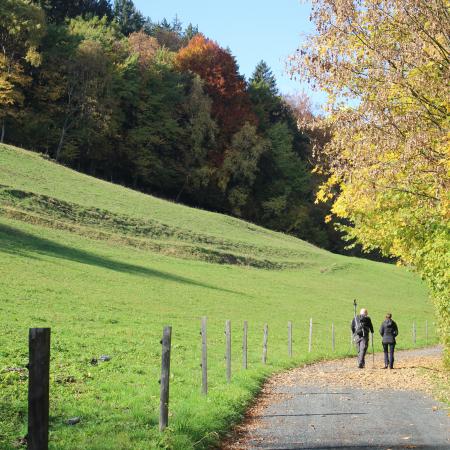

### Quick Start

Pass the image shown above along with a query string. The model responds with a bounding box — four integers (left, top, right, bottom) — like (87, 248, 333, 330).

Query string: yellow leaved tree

(0, 0, 45, 141)
(290, 0, 449, 362)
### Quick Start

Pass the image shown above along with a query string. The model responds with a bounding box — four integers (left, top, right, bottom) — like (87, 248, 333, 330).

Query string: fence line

(22, 319, 435, 442)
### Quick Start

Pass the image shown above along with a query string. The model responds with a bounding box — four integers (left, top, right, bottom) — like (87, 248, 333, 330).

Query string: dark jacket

(351, 315, 374, 339)
(379, 319, 398, 344)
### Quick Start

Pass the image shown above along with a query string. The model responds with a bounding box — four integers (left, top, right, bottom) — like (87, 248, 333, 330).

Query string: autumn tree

(126, 61, 187, 193)
(176, 34, 256, 149)
(176, 74, 217, 202)
(0, 0, 45, 142)
(127, 30, 158, 70)
(219, 123, 269, 216)
(31, 16, 125, 163)
(290, 0, 450, 360)
(144, 17, 185, 52)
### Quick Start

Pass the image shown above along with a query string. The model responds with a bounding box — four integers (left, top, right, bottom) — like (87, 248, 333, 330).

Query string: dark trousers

(383, 343, 395, 368)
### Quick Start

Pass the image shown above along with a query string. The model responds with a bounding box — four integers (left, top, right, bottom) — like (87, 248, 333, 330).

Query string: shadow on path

(0, 223, 246, 296)
(259, 412, 367, 418)
(268, 446, 449, 450)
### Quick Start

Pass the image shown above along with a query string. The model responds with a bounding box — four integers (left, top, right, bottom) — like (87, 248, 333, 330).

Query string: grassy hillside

(0, 144, 436, 449)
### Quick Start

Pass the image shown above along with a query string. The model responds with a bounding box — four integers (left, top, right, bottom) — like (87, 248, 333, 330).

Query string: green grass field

(0, 144, 437, 449)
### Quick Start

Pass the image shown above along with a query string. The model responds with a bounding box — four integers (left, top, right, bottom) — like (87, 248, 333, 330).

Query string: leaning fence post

(159, 326, 172, 432)
(288, 321, 293, 357)
(201, 317, 207, 395)
(242, 321, 248, 369)
(425, 320, 428, 345)
(225, 320, 231, 383)
(332, 322, 335, 352)
(28, 328, 51, 450)
(308, 318, 313, 353)
(412, 321, 416, 345)
(262, 324, 268, 364)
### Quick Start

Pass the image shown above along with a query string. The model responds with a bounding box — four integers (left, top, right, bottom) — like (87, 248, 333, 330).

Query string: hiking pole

(352, 299, 357, 351)
(371, 333, 375, 368)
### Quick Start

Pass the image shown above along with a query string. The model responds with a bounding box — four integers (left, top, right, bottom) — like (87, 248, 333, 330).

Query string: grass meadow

(0, 145, 437, 449)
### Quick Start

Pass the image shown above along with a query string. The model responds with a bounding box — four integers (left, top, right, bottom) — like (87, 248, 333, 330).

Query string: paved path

(224, 347, 449, 449)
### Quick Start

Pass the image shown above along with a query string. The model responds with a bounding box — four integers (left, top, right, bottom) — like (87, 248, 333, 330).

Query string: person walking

(351, 308, 374, 368)
(379, 313, 398, 369)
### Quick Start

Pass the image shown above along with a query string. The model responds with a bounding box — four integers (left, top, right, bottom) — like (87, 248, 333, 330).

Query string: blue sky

(134, 0, 326, 106)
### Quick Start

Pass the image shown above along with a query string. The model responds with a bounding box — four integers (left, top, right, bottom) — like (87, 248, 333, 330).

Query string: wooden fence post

(262, 324, 268, 364)
(425, 320, 428, 345)
(201, 317, 207, 395)
(332, 322, 335, 352)
(288, 321, 292, 357)
(242, 321, 248, 369)
(350, 328, 353, 351)
(159, 326, 172, 431)
(308, 318, 313, 353)
(28, 328, 51, 450)
(412, 321, 416, 345)
(225, 320, 231, 383)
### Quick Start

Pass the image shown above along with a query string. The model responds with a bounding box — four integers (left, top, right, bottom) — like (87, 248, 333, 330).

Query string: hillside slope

(0, 144, 435, 450)
(0, 144, 327, 267)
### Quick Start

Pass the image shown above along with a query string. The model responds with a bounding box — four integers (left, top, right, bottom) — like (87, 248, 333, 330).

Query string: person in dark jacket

(379, 313, 398, 369)
(351, 308, 374, 368)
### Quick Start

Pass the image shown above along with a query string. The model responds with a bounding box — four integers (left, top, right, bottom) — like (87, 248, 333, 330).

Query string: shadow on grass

(0, 223, 246, 296)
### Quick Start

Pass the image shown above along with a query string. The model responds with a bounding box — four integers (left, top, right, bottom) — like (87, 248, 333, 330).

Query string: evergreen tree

(32, 0, 113, 23)
(249, 60, 278, 95)
(113, 0, 144, 35)
(144, 17, 186, 51)
(183, 23, 199, 43)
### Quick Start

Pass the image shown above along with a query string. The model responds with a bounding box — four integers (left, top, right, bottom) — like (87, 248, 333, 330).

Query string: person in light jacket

(379, 313, 399, 369)
(351, 308, 374, 368)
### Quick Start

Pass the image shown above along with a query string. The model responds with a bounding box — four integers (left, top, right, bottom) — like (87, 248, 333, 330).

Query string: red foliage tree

(176, 35, 256, 147)
(128, 31, 158, 70)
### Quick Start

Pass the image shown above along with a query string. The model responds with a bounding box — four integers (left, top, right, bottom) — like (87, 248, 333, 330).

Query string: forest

(0, 0, 350, 253)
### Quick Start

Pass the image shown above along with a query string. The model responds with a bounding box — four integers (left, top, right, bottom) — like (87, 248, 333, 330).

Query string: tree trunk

(176, 175, 189, 203)
(55, 118, 68, 161)
(1, 119, 5, 143)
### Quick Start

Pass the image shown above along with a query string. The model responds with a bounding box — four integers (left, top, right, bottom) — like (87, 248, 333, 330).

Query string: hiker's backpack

(354, 316, 364, 338)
